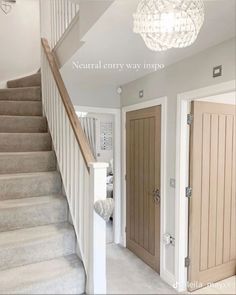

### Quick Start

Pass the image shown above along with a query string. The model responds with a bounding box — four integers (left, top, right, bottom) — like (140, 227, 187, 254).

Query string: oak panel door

(189, 101, 236, 290)
(126, 106, 161, 272)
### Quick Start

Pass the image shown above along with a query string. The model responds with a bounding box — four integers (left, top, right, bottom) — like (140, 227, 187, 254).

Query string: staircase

(0, 74, 85, 294)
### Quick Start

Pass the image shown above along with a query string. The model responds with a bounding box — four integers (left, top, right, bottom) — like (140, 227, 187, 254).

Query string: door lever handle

(152, 188, 161, 204)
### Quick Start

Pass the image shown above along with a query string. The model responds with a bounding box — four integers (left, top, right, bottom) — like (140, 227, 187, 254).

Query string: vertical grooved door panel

(126, 106, 161, 273)
(189, 101, 236, 291)
(208, 114, 218, 269)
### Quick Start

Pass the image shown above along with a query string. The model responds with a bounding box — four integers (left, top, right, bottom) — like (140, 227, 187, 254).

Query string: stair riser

(0, 116, 47, 133)
(0, 152, 56, 174)
(18, 271, 86, 295)
(0, 199, 68, 232)
(0, 101, 42, 116)
(0, 173, 61, 200)
(0, 87, 41, 101)
(0, 134, 51, 152)
(0, 230, 75, 271)
(7, 74, 41, 88)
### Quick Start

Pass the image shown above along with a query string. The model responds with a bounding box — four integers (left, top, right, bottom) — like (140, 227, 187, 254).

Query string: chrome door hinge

(186, 187, 192, 198)
(187, 113, 193, 125)
(185, 257, 190, 268)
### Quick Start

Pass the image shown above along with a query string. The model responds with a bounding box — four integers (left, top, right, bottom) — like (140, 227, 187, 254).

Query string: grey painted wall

(121, 37, 236, 275)
(61, 76, 121, 108)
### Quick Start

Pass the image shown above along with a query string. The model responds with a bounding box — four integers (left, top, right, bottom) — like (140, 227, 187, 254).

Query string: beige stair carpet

(0, 73, 85, 294)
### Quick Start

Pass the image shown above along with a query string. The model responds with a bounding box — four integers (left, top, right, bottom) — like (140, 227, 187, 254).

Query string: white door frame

(122, 96, 168, 283)
(175, 80, 236, 292)
(74, 105, 122, 244)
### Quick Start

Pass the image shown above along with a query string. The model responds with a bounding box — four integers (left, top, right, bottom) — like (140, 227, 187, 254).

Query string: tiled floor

(107, 244, 236, 294)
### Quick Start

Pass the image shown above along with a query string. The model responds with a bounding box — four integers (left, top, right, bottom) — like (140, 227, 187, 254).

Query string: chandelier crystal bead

(133, 0, 205, 51)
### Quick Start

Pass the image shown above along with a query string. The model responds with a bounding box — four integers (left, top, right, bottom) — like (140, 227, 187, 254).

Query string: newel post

(87, 162, 108, 294)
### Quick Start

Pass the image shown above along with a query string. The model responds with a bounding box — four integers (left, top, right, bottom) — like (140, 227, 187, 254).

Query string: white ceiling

(61, 0, 236, 90)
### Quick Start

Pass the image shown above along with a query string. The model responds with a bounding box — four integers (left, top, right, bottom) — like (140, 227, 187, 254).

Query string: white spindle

(62, 110, 66, 176)
(48, 0, 79, 48)
(50, 0, 54, 46)
(40, 5, 107, 289)
(69, 2, 73, 21)
(65, 117, 70, 192)
(71, 135, 76, 214)
(74, 143, 79, 220)
(65, 0, 69, 28)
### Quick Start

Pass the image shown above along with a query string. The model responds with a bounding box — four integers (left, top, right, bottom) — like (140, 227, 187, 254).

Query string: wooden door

(126, 106, 161, 272)
(188, 101, 236, 290)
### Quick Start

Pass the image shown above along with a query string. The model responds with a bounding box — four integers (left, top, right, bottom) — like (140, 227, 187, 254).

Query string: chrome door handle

(152, 188, 161, 203)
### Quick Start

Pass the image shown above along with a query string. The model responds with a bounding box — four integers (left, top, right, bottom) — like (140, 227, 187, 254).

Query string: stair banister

(41, 37, 107, 294)
(41, 38, 94, 170)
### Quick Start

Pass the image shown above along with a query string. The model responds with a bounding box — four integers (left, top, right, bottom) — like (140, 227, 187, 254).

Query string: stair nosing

(0, 222, 73, 245)
(0, 151, 54, 156)
(0, 100, 41, 103)
(0, 86, 41, 91)
(0, 194, 66, 207)
(0, 115, 45, 119)
(0, 171, 59, 179)
(0, 132, 50, 135)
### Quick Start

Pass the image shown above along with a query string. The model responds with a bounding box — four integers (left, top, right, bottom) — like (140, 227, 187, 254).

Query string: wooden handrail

(41, 38, 95, 171)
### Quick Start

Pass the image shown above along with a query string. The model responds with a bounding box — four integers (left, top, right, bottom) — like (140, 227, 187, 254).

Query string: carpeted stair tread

(0, 101, 42, 116)
(7, 74, 41, 89)
(0, 133, 51, 152)
(0, 195, 68, 232)
(0, 73, 86, 294)
(0, 87, 41, 101)
(0, 151, 56, 174)
(0, 171, 61, 200)
(0, 254, 85, 294)
(0, 116, 47, 133)
(0, 223, 75, 271)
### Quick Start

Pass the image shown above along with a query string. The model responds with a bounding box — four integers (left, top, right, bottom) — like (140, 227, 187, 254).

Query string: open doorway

(175, 86, 236, 293)
(75, 106, 121, 245)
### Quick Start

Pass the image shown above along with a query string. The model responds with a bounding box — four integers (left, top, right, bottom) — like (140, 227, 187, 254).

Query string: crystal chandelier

(0, 0, 16, 15)
(133, 0, 205, 51)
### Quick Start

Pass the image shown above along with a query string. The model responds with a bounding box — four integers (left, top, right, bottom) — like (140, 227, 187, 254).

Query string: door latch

(187, 114, 193, 125)
(186, 187, 192, 198)
(185, 257, 191, 267)
(152, 188, 161, 203)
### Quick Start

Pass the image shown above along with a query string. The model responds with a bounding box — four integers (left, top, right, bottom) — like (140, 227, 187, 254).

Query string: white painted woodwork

(41, 31, 107, 295)
(50, 0, 79, 48)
